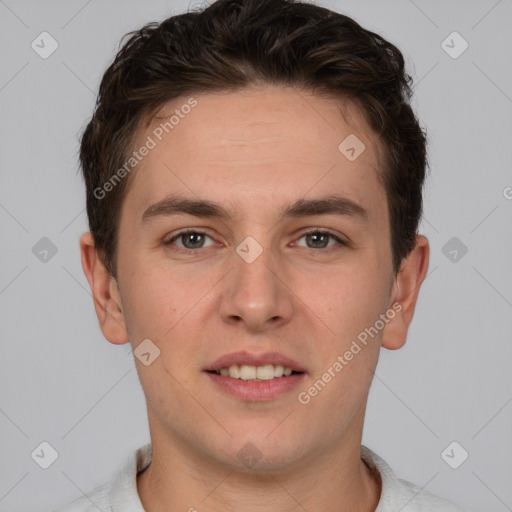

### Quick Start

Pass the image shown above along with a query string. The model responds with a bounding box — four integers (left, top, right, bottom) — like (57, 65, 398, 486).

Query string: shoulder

(53, 481, 112, 512)
(361, 446, 466, 512)
(393, 478, 466, 512)
(53, 443, 152, 512)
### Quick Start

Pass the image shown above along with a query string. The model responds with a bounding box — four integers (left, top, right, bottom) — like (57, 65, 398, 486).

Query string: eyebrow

(141, 194, 369, 223)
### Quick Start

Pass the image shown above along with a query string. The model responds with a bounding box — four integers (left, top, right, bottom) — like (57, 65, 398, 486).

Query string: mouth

(206, 364, 303, 381)
(203, 352, 307, 401)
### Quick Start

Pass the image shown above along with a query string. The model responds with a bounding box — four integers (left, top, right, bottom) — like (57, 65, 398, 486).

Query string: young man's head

(80, 0, 429, 490)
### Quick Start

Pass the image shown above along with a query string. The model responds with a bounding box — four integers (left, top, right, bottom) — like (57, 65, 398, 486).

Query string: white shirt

(55, 444, 465, 511)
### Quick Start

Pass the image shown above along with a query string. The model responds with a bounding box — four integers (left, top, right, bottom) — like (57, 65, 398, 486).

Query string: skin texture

(80, 86, 429, 512)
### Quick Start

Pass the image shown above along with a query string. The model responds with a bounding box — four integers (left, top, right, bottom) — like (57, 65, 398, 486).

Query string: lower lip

(204, 371, 306, 401)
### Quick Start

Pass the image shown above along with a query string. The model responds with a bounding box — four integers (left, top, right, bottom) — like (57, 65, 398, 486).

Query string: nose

(218, 242, 294, 332)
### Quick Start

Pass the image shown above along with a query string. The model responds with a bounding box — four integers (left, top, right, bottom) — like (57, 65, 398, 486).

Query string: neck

(137, 421, 381, 512)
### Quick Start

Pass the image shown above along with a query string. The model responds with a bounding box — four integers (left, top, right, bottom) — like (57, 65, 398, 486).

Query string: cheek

(304, 264, 390, 340)
(120, 267, 182, 340)
(120, 261, 219, 356)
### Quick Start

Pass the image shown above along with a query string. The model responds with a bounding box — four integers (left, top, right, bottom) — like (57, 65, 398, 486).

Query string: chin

(209, 433, 310, 475)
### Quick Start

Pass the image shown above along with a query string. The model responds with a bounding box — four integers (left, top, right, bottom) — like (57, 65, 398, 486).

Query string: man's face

(113, 86, 397, 470)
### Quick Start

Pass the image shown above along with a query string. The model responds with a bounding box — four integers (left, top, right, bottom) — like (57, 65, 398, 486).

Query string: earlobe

(79, 232, 129, 345)
(381, 235, 430, 350)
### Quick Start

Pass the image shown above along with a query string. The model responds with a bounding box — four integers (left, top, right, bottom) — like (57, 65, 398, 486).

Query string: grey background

(0, 0, 511, 511)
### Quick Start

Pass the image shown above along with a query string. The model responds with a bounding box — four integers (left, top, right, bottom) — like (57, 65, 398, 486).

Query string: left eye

(295, 230, 344, 249)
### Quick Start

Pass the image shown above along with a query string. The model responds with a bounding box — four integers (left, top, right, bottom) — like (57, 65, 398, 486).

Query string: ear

(381, 235, 430, 350)
(79, 232, 129, 345)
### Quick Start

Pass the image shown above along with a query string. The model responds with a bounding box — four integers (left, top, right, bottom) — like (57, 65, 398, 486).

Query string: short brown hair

(80, 0, 428, 277)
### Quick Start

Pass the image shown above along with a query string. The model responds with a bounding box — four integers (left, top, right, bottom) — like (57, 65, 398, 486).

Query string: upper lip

(204, 351, 306, 373)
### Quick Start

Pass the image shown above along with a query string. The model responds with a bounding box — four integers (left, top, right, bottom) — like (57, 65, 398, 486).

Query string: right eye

(163, 229, 217, 251)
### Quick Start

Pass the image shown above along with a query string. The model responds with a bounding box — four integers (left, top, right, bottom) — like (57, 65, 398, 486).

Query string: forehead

(123, 86, 387, 221)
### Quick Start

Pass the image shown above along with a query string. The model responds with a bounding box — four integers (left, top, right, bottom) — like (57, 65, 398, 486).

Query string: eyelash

(163, 228, 347, 254)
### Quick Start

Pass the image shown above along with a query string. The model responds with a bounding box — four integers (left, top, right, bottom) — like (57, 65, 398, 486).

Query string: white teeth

(216, 364, 296, 381)
(239, 365, 256, 380)
(228, 365, 240, 379)
(256, 364, 275, 380)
